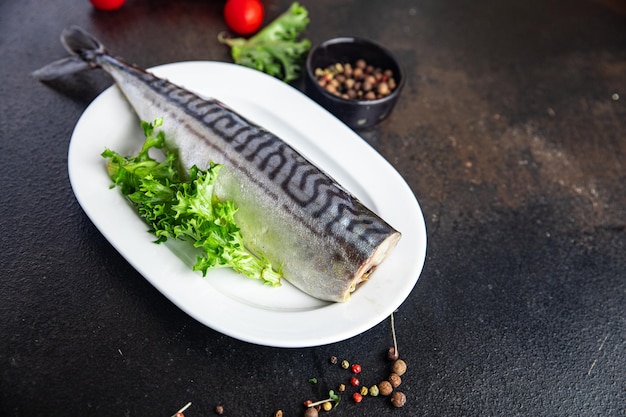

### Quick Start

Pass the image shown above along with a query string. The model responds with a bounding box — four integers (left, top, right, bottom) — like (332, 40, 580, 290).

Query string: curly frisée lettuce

(219, 2, 311, 82)
(102, 118, 282, 286)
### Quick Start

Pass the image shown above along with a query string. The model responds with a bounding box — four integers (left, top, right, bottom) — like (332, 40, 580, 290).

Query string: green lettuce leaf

(102, 118, 282, 286)
(219, 2, 311, 82)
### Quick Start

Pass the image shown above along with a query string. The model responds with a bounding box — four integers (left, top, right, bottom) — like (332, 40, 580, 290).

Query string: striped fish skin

(38, 27, 401, 302)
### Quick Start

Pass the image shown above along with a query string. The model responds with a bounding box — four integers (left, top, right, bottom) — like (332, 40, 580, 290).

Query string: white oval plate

(68, 61, 427, 348)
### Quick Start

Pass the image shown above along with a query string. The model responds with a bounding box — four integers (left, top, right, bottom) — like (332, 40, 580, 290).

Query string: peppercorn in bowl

(305, 37, 404, 129)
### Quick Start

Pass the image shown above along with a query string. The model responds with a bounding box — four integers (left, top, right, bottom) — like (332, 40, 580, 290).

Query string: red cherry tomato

(223, 0, 264, 36)
(90, 0, 125, 11)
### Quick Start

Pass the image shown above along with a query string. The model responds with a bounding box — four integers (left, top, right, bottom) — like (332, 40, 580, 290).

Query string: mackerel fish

(34, 26, 401, 302)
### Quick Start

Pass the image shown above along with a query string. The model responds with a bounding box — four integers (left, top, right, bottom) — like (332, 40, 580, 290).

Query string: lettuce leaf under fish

(102, 118, 282, 286)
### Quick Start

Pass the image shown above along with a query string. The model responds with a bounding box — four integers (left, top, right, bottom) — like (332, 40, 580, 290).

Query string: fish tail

(32, 26, 106, 81)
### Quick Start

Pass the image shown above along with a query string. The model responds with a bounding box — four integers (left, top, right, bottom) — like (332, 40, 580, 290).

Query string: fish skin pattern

(35, 26, 401, 302)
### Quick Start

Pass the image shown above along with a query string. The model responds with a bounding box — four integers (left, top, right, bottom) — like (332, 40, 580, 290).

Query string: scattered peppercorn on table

(2, 1, 625, 416)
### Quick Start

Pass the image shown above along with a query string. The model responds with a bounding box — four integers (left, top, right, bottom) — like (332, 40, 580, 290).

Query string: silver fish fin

(32, 56, 91, 81)
(60, 26, 106, 57)
(32, 26, 105, 81)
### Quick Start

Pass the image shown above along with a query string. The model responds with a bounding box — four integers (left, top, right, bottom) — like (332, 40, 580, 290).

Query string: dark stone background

(1, 0, 624, 416)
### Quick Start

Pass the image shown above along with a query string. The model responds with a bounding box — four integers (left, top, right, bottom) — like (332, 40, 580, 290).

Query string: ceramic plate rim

(67, 61, 427, 348)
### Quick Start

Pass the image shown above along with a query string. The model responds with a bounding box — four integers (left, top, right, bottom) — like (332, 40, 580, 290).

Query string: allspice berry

(388, 372, 402, 388)
(391, 359, 407, 376)
(304, 406, 319, 417)
(390, 391, 407, 408)
(378, 380, 393, 396)
(387, 347, 399, 360)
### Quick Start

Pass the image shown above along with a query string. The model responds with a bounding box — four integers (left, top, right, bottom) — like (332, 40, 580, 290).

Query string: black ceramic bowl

(305, 37, 405, 129)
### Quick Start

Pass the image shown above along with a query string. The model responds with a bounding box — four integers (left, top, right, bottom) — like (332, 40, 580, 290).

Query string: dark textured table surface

(1, 1, 625, 416)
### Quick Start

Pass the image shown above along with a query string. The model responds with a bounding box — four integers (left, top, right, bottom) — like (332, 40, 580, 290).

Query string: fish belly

(101, 57, 400, 302)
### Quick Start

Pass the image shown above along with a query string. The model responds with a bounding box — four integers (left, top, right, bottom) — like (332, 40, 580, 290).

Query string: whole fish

(34, 26, 401, 302)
